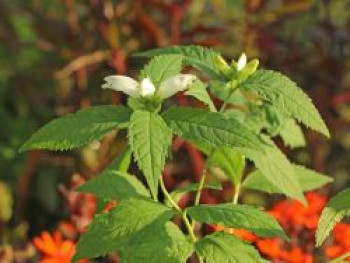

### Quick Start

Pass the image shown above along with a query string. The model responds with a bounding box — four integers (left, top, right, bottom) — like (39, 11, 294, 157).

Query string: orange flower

(333, 223, 350, 248)
(325, 245, 344, 259)
(269, 192, 327, 230)
(231, 229, 258, 242)
(282, 247, 313, 263)
(33, 231, 83, 263)
(256, 238, 283, 258)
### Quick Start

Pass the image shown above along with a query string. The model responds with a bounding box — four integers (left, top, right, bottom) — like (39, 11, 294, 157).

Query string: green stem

(159, 177, 196, 242)
(191, 88, 237, 230)
(159, 178, 204, 263)
(232, 182, 241, 204)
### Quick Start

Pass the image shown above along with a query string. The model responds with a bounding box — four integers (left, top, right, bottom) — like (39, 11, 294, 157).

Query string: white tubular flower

(237, 53, 247, 71)
(156, 74, 196, 99)
(139, 78, 156, 97)
(102, 74, 196, 99)
(102, 76, 139, 97)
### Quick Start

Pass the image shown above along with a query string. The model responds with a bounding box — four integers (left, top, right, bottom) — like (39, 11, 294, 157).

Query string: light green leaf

(162, 107, 305, 203)
(76, 171, 149, 200)
(107, 146, 132, 173)
(240, 70, 330, 137)
(20, 105, 132, 152)
(185, 79, 216, 112)
(135, 45, 222, 79)
(243, 164, 333, 194)
(241, 137, 306, 204)
(210, 147, 245, 185)
(316, 188, 350, 247)
(195, 232, 262, 263)
(187, 204, 288, 240)
(128, 111, 172, 198)
(121, 222, 193, 263)
(279, 119, 306, 148)
(168, 182, 222, 206)
(73, 197, 175, 261)
(140, 55, 183, 87)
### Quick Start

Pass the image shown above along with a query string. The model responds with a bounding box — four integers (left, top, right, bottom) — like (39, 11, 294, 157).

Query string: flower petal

(102, 75, 139, 97)
(237, 53, 247, 71)
(139, 78, 156, 97)
(157, 74, 197, 99)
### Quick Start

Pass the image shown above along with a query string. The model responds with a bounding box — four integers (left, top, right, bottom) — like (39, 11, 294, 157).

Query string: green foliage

(120, 222, 193, 263)
(162, 107, 264, 152)
(279, 119, 306, 148)
(22, 44, 332, 262)
(195, 232, 262, 263)
(140, 55, 183, 87)
(240, 70, 330, 137)
(73, 197, 175, 261)
(243, 164, 333, 194)
(135, 45, 222, 79)
(163, 107, 305, 203)
(76, 171, 149, 201)
(316, 188, 350, 247)
(128, 111, 172, 198)
(20, 105, 132, 151)
(185, 79, 216, 111)
(210, 147, 245, 185)
(187, 204, 288, 240)
(241, 137, 306, 204)
(168, 182, 222, 206)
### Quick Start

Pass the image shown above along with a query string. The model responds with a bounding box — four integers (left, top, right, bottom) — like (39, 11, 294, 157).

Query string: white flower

(237, 53, 247, 71)
(102, 74, 196, 99)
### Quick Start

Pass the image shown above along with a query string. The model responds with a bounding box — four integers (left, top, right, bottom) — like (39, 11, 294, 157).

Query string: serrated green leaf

(243, 164, 332, 194)
(20, 105, 132, 152)
(140, 55, 183, 87)
(240, 70, 330, 137)
(185, 79, 216, 111)
(168, 182, 222, 206)
(162, 107, 305, 203)
(73, 197, 175, 261)
(135, 45, 222, 79)
(195, 232, 262, 263)
(128, 111, 172, 198)
(187, 204, 288, 240)
(76, 171, 149, 200)
(279, 119, 306, 148)
(121, 222, 193, 263)
(241, 137, 306, 204)
(316, 188, 350, 247)
(162, 107, 264, 152)
(210, 147, 245, 185)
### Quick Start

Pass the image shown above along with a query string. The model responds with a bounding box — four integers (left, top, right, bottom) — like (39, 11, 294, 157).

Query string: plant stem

(159, 177, 196, 242)
(232, 182, 241, 204)
(191, 88, 237, 230)
(159, 177, 204, 263)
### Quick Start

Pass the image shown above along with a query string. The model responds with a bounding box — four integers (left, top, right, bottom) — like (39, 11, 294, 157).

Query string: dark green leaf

(20, 105, 132, 151)
(73, 197, 175, 261)
(195, 232, 262, 263)
(135, 45, 222, 79)
(187, 203, 288, 240)
(121, 222, 193, 263)
(240, 70, 330, 137)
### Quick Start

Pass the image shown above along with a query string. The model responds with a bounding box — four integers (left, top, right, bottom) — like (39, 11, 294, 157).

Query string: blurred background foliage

(0, 0, 350, 261)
